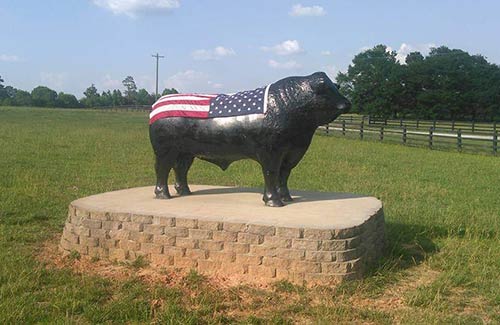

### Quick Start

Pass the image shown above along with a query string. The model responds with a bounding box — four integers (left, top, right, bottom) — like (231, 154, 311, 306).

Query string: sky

(1, 0, 499, 97)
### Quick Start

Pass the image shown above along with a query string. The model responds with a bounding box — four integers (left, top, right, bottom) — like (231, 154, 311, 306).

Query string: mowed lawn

(0, 107, 499, 324)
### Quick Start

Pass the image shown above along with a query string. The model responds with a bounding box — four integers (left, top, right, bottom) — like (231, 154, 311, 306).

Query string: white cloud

(394, 43, 436, 64)
(165, 70, 222, 93)
(261, 40, 303, 56)
(268, 59, 301, 70)
(289, 4, 326, 17)
(40, 72, 67, 90)
(0, 54, 20, 62)
(208, 81, 223, 89)
(101, 74, 121, 90)
(191, 46, 236, 61)
(321, 50, 332, 56)
(92, 0, 180, 17)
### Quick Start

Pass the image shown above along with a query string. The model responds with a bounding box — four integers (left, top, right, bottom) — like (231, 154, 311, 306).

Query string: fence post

(452, 120, 455, 131)
(325, 124, 329, 135)
(457, 129, 462, 152)
(384, 118, 387, 126)
(429, 127, 434, 149)
(493, 131, 498, 155)
(400, 118, 403, 127)
(368, 115, 371, 125)
(360, 121, 364, 140)
(472, 120, 475, 133)
(380, 126, 384, 141)
(403, 126, 407, 145)
(342, 120, 346, 136)
(416, 119, 419, 129)
(494, 121, 497, 133)
(433, 120, 436, 129)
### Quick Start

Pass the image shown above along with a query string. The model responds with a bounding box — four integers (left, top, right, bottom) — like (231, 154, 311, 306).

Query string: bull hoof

(174, 184, 192, 196)
(281, 195, 294, 202)
(265, 199, 285, 207)
(155, 192, 171, 199)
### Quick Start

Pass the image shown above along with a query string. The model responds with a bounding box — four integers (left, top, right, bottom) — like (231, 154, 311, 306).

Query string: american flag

(150, 85, 270, 124)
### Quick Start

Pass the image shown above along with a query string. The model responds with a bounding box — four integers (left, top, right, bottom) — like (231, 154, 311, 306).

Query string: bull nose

(337, 101, 351, 112)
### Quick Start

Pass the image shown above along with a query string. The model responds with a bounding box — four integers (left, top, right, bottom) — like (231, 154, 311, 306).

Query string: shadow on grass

(369, 221, 444, 276)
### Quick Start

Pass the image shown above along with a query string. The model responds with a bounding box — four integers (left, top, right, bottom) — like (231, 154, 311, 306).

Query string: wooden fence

(337, 115, 498, 134)
(321, 120, 498, 155)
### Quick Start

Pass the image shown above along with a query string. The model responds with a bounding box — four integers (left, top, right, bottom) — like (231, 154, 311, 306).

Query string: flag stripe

(152, 98, 211, 111)
(157, 93, 217, 100)
(150, 110, 209, 124)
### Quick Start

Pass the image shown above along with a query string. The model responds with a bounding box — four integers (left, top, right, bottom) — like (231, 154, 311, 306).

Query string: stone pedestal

(60, 185, 385, 286)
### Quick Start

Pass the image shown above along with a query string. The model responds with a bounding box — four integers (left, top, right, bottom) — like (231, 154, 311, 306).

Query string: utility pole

(152, 53, 164, 100)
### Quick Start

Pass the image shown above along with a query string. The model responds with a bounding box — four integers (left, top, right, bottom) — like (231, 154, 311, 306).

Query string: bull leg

(154, 153, 177, 199)
(174, 154, 194, 195)
(278, 148, 308, 202)
(259, 153, 284, 207)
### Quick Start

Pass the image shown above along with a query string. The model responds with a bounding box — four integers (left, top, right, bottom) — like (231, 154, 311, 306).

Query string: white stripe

(158, 93, 217, 100)
(263, 84, 271, 114)
(150, 103, 210, 119)
(153, 96, 214, 106)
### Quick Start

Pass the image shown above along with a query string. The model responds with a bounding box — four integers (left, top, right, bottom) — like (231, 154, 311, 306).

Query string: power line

(152, 53, 165, 100)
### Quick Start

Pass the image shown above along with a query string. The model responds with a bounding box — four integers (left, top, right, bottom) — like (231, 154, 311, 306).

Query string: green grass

(1, 106, 499, 323)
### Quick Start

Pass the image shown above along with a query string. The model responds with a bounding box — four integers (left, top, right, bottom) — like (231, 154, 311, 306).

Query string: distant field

(0, 107, 499, 323)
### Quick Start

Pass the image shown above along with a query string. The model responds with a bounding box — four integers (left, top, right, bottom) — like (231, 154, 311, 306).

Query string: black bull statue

(149, 72, 351, 207)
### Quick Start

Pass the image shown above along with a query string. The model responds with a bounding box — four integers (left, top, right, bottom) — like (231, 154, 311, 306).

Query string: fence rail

(321, 119, 498, 155)
(336, 115, 498, 135)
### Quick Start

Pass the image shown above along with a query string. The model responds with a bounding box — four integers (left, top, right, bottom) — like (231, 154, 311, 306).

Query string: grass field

(1, 106, 499, 324)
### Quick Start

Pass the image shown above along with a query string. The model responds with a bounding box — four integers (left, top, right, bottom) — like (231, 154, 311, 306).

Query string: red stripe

(149, 110, 209, 124)
(152, 98, 211, 111)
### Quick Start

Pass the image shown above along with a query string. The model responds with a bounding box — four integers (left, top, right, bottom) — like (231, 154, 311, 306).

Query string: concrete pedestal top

(60, 185, 386, 285)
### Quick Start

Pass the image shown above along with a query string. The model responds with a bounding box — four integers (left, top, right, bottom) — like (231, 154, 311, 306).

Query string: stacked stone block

(60, 204, 385, 285)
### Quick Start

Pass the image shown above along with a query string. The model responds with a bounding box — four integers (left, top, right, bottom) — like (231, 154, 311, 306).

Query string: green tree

(82, 84, 100, 108)
(112, 89, 124, 106)
(337, 44, 403, 117)
(100, 91, 113, 107)
(136, 88, 154, 105)
(31, 86, 57, 107)
(161, 88, 178, 96)
(56, 92, 80, 108)
(122, 76, 137, 104)
(13, 90, 32, 106)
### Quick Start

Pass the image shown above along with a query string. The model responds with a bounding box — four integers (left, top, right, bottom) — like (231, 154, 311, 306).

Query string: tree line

(337, 45, 500, 121)
(0, 75, 178, 109)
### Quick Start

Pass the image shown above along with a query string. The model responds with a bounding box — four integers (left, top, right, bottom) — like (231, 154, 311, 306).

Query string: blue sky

(1, 0, 499, 97)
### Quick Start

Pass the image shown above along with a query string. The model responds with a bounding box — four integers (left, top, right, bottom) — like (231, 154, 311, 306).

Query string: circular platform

(60, 185, 386, 285)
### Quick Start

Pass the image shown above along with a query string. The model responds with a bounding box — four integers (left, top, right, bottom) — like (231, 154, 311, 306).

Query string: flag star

(228, 110, 231, 113)
(224, 105, 227, 108)
(238, 108, 241, 111)
(215, 106, 218, 109)
(238, 100, 242, 102)
(229, 100, 232, 103)
(253, 102, 256, 106)
(233, 104, 236, 107)
(247, 108, 251, 111)
(243, 103, 246, 106)
(258, 98, 262, 101)
(248, 99, 251, 102)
